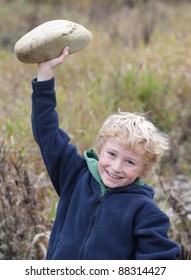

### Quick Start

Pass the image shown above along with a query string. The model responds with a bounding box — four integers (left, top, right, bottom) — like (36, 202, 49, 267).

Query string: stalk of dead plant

(0, 140, 50, 259)
(158, 174, 191, 260)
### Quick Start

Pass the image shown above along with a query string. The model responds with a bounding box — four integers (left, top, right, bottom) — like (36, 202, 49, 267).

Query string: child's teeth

(108, 171, 121, 179)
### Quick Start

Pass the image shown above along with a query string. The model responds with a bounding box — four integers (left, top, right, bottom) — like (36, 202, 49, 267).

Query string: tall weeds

(0, 140, 52, 259)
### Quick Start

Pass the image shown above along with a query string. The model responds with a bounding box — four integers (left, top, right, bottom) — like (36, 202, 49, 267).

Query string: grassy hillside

(0, 0, 191, 259)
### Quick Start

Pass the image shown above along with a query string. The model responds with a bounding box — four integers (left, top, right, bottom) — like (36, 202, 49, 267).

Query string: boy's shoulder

(124, 180, 155, 200)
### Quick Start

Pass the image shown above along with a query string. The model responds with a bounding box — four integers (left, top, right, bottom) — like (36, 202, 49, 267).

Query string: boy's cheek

(98, 159, 107, 170)
(97, 160, 106, 175)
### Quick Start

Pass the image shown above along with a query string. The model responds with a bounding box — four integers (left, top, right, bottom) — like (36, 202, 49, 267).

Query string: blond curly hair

(95, 111, 170, 177)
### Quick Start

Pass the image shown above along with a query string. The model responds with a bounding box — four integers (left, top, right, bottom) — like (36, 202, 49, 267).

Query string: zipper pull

(92, 197, 102, 208)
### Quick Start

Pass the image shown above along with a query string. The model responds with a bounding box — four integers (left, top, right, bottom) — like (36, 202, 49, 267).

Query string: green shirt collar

(84, 149, 111, 195)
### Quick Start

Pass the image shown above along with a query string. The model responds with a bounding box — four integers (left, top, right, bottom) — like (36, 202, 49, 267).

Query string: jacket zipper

(78, 196, 102, 259)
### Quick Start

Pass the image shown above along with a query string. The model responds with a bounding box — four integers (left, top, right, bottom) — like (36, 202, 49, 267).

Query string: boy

(31, 47, 180, 259)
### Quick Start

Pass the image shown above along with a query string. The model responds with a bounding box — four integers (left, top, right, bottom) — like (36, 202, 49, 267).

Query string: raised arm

(31, 47, 85, 196)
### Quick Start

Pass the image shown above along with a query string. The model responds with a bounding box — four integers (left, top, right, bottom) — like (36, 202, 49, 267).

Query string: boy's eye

(126, 160, 135, 166)
(107, 151, 116, 157)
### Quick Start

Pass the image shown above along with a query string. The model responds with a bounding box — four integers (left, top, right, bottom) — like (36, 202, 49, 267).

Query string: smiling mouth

(106, 170, 122, 179)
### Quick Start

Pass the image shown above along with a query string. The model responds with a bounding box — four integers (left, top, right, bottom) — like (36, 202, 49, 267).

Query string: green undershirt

(84, 149, 111, 196)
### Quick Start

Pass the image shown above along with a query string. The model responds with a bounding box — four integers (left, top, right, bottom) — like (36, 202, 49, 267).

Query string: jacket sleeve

(133, 204, 180, 260)
(31, 77, 85, 197)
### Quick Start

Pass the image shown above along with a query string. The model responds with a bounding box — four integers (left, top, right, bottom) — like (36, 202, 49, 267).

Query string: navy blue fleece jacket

(31, 77, 180, 260)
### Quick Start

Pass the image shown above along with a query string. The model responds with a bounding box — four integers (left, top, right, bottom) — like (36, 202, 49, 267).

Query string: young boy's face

(97, 137, 144, 189)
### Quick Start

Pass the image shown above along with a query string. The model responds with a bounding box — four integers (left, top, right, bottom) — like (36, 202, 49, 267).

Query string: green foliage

(39, 188, 58, 223)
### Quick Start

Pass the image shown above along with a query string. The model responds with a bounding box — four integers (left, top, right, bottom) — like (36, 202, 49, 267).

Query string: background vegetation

(0, 0, 191, 259)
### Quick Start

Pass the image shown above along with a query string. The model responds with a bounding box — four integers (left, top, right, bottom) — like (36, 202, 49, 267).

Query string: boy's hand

(37, 47, 69, 81)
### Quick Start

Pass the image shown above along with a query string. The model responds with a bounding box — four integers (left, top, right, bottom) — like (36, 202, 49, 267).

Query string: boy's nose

(112, 159, 123, 173)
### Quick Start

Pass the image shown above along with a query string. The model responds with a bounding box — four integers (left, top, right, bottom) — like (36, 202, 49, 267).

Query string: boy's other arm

(134, 206, 180, 260)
